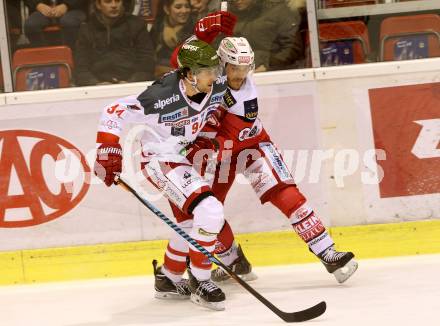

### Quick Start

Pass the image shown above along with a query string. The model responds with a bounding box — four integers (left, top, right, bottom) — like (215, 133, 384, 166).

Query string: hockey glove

(195, 11, 237, 44)
(94, 143, 122, 187)
(184, 137, 220, 165)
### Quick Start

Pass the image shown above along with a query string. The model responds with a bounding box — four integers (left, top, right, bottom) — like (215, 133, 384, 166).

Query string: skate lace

(196, 281, 219, 295)
(212, 267, 228, 278)
(175, 279, 189, 293)
(322, 248, 346, 263)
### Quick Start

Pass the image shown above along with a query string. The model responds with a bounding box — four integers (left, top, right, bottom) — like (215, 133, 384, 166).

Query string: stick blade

(280, 301, 326, 323)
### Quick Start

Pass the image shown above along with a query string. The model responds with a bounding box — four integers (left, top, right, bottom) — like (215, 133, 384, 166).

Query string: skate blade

(155, 291, 190, 300)
(240, 271, 258, 282)
(190, 293, 225, 311)
(333, 259, 358, 284)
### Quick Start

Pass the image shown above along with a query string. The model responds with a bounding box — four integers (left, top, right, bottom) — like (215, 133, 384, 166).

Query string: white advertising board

(0, 81, 324, 250)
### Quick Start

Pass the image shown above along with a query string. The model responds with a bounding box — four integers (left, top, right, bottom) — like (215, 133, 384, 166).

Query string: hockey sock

(214, 221, 238, 265)
(189, 238, 216, 280)
(162, 226, 190, 281)
(269, 186, 334, 255)
(215, 220, 235, 253)
(217, 241, 239, 266)
(289, 203, 334, 255)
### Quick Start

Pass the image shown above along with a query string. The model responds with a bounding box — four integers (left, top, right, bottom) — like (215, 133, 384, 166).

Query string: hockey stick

(115, 175, 326, 323)
(220, 0, 228, 11)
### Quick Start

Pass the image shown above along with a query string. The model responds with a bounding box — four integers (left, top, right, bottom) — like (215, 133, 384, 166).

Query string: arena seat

(379, 14, 440, 61)
(12, 46, 73, 91)
(318, 21, 370, 66)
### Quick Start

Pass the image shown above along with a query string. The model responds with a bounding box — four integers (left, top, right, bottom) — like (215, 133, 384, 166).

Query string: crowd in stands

(3, 0, 305, 88)
(2, 0, 439, 91)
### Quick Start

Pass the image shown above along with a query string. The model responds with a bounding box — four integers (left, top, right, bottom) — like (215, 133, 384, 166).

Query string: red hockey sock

(269, 186, 306, 218)
(189, 239, 216, 280)
(215, 220, 235, 254)
(163, 242, 188, 278)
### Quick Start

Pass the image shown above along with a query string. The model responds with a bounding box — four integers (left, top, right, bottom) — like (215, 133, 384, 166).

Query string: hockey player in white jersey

(94, 39, 229, 310)
(171, 36, 358, 285)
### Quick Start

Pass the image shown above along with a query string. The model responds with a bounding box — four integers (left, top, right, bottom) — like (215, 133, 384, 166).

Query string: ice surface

(1, 254, 439, 326)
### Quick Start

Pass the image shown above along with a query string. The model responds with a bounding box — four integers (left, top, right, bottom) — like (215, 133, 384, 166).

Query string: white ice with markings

(1, 254, 439, 326)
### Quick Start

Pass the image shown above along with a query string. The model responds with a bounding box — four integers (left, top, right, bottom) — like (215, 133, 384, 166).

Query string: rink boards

(0, 59, 439, 284)
(1, 220, 440, 284)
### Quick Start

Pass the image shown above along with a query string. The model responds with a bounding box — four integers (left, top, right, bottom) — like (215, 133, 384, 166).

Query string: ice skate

(318, 246, 358, 284)
(188, 269, 226, 311)
(211, 245, 258, 282)
(152, 260, 190, 300)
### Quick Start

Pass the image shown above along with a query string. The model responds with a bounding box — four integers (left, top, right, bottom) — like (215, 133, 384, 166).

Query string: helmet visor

(193, 65, 223, 80)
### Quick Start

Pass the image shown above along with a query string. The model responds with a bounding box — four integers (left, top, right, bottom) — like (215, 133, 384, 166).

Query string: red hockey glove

(94, 143, 122, 187)
(184, 137, 220, 165)
(195, 11, 237, 44)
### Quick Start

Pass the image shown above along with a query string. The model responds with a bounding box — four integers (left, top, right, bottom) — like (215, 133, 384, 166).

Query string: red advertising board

(369, 83, 440, 198)
(0, 130, 90, 227)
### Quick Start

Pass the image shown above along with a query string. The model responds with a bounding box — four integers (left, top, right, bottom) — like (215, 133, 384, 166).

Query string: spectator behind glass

(6, 0, 21, 30)
(230, 0, 303, 72)
(24, 0, 87, 49)
(150, 0, 194, 78)
(74, 0, 155, 86)
(190, 0, 220, 20)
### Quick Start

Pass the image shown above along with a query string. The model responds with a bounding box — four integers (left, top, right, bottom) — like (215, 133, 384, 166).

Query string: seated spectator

(230, 0, 304, 72)
(6, 0, 21, 30)
(6, 0, 24, 49)
(74, 0, 155, 86)
(24, 0, 87, 49)
(190, 0, 220, 20)
(150, 0, 194, 78)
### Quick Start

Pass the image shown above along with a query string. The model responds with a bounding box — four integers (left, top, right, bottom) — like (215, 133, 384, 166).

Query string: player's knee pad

(192, 195, 224, 238)
(269, 185, 306, 218)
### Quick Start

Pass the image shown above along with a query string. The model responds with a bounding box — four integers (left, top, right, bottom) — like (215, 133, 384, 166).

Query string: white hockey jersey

(201, 75, 267, 152)
(97, 71, 228, 162)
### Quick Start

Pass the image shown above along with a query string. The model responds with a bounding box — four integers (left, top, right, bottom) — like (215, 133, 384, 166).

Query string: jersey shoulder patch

(137, 72, 181, 115)
(243, 97, 258, 121)
(223, 88, 237, 108)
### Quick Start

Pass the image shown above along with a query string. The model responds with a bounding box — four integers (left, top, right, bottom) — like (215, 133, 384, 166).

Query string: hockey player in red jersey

(166, 13, 358, 285)
(200, 37, 358, 284)
(94, 39, 230, 311)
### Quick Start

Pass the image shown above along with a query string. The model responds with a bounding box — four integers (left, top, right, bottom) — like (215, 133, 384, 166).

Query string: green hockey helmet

(177, 39, 220, 73)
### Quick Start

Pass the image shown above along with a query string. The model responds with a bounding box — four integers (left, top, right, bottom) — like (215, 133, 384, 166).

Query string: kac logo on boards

(0, 130, 90, 227)
(369, 83, 440, 198)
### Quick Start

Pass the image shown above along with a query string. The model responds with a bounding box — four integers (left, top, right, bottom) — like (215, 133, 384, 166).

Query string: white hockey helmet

(218, 37, 255, 69)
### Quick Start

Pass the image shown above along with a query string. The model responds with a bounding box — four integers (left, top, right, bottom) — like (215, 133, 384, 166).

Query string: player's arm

(94, 98, 149, 186)
(194, 11, 237, 44)
(185, 106, 229, 167)
(169, 11, 237, 69)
